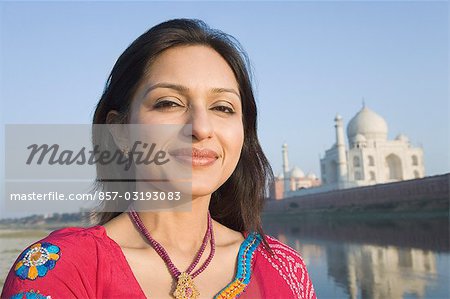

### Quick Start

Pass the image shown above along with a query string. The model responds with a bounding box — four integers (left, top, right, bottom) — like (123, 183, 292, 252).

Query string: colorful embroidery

(9, 290, 51, 299)
(14, 242, 60, 280)
(214, 232, 261, 299)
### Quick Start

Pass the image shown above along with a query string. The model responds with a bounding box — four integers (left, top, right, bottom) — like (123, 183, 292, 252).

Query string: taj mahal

(270, 104, 425, 199)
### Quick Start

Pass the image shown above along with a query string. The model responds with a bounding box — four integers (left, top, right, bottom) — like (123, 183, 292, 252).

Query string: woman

(1, 19, 316, 299)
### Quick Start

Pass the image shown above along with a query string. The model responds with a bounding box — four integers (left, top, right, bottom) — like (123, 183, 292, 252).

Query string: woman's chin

(189, 184, 217, 198)
(136, 175, 220, 202)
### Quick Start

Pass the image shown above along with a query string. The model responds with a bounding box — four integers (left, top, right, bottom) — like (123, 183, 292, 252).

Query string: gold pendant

(173, 272, 200, 299)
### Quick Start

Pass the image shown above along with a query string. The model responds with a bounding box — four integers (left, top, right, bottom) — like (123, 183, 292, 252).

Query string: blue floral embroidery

(14, 242, 60, 280)
(10, 290, 51, 299)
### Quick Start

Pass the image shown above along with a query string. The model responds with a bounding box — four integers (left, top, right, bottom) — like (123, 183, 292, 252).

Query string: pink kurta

(1, 225, 316, 299)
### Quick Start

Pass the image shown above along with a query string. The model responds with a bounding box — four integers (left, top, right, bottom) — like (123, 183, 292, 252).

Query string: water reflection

(263, 216, 449, 299)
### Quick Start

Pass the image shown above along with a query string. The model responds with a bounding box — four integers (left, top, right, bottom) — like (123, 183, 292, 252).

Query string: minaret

(282, 143, 290, 195)
(334, 114, 348, 186)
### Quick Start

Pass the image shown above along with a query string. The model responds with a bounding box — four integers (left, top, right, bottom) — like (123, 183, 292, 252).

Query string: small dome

(395, 133, 409, 143)
(290, 166, 305, 178)
(347, 106, 388, 141)
(307, 172, 317, 180)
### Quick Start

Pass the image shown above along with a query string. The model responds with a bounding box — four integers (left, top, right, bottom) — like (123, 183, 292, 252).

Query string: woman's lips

(168, 147, 219, 167)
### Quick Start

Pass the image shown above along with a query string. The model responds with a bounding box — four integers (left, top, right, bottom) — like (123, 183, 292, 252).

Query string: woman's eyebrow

(210, 87, 241, 100)
(143, 82, 240, 99)
(144, 82, 188, 96)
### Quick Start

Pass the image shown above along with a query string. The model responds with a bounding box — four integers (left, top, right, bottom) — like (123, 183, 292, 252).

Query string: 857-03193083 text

(96, 191, 181, 201)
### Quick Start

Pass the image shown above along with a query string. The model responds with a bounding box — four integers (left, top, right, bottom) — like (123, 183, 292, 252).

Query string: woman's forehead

(144, 45, 239, 91)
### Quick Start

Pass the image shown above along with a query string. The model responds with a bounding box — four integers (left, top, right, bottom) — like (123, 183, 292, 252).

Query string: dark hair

(91, 18, 274, 252)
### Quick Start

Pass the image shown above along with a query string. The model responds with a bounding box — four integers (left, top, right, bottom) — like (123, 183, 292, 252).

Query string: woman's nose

(183, 105, 213, 141)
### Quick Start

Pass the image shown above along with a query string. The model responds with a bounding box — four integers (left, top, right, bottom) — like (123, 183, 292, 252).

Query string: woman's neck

(132, 194, 212, 253)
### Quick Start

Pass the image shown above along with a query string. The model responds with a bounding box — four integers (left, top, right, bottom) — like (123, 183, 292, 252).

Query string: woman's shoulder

(14, 225, 106, 277)
(27, 225, 112, 261)
(251, 233, 316, 299)
(254, 233, 306, 262)
(1, 225, 115, 299)
(240, 231, 306, 263)
(44, 224, 108, 245)
(255, 233, 312, 281)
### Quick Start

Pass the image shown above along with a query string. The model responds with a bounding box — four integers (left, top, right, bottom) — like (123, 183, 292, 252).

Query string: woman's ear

(106, 110, 130, 152)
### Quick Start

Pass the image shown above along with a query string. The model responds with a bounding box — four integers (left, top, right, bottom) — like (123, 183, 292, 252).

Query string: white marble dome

(290, 166, 305, 178)
(347, 106, 388, 141)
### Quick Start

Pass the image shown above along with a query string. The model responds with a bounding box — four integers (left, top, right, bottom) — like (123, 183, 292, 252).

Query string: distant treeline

(0, 211, 88, 228)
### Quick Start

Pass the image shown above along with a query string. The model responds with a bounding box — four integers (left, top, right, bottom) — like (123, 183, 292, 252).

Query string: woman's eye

(213, 105, 235, 114)
(153, 100, 182, 110)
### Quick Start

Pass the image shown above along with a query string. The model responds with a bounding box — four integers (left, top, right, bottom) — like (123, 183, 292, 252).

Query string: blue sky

(1, 1, 448, 217)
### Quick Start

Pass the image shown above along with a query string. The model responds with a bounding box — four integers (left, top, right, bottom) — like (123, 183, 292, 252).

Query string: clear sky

(1, 1, 448, 218)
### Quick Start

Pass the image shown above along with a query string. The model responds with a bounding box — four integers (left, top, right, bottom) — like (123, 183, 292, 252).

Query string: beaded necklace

(128, 206, 215, 299)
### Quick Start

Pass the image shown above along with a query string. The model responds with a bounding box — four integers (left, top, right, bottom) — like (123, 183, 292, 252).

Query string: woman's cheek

(223, 123, 244, 168)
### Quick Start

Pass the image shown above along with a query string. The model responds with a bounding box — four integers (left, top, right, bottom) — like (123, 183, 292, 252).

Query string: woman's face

(129, 45, 244, 197)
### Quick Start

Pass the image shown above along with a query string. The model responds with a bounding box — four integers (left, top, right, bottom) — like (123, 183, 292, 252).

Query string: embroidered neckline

(213, 232, 261, 298)
(100, 225, 261, 299)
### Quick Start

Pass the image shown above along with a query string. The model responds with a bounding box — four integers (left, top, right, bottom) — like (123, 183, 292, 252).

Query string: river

(263, 214, 449, 299)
